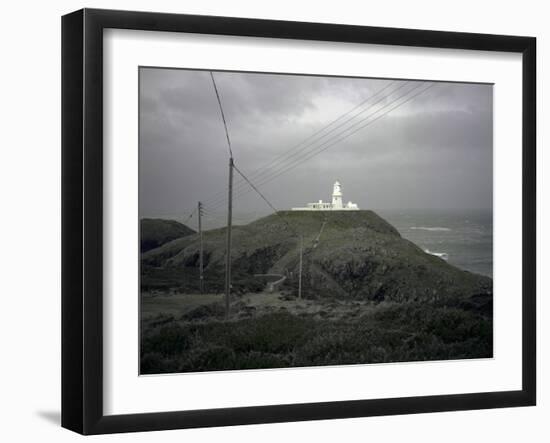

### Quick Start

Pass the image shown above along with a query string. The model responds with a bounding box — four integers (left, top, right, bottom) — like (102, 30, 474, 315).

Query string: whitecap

(424, 249, 449, 260)
(410, 226, 452, 232)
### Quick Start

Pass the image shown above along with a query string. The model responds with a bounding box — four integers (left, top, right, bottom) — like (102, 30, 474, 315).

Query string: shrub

(140, 352, 179, 374)
(140, 302, 493, 374)
(141, 324, 191, 356)
(181, 303, 225, 321)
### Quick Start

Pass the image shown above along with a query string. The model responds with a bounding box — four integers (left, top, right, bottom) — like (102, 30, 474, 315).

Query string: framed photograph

(62, 8, 536, 435)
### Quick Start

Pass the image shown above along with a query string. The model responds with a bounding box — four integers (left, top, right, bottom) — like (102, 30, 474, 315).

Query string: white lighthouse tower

(291, 180, 359, 211)
(332, 180, 343, 209)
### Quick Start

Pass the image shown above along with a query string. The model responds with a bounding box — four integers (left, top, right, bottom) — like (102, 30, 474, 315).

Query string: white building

(291, 180, 360, 211)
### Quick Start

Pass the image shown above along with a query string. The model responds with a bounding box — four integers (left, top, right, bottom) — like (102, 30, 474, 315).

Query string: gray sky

(139, 68, 492, 225)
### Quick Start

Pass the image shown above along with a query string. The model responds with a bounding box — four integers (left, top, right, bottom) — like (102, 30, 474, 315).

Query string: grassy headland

(140, 210, 493, 373)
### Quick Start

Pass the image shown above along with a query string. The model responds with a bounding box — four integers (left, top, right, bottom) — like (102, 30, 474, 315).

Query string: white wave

(410, 226, 452, 232)
(424, 249, 449, 260)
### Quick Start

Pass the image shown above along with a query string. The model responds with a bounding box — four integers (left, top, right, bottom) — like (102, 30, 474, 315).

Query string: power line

(201, 80, 400, 205)
(203, 81, 414, 210)
(210, 71, 233, 159)
(205, 82, 435, 212)
(237, 81, 406, 182)
(163, 73, 231, 229)
(232, 82, 435, 204)
(233, 163, 299, 236)
(234, 163, 314, 299)
(182, 207, 198, 225)
(204, 81, 422, 210)
(256, 81, 398, 170)
(153, 80, 435, 229)
(195, 79, 434, 302)
(209, 71, 235, 318)
(233, 164, 332, 299)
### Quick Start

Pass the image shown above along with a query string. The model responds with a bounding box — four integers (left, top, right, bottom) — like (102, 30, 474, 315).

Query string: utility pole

(298, 235, 303, 299)
(198, 201, 204, 294)
(224, 157, 234, 319)
(210, 71, 234, 320)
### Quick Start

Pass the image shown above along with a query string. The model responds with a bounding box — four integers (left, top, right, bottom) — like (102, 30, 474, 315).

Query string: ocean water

(379, 209, 493, 278)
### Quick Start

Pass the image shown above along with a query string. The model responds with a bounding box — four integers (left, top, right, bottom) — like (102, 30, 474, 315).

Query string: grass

(141, 293, 223, 319)
(140, 218, 195, 252)
(140, 296, 492, 374)
(141, 210, 492, 302)
(139, 211, 493, 374)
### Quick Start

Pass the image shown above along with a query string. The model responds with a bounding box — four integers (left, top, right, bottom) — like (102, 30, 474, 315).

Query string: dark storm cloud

(139, 68, 492, 224)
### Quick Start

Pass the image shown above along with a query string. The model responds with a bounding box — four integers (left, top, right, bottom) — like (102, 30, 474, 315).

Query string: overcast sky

(139, 68, 492, 224)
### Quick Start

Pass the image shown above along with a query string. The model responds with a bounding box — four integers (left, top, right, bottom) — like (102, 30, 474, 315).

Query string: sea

(379, 209, 493, 278)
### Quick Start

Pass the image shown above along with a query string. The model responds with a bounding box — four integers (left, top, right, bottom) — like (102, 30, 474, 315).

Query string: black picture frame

(62, 8, 536, 435)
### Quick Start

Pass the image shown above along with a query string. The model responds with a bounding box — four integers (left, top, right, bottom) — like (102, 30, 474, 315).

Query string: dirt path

(142, 290, 377, 322)
(253, 273, 287, 292)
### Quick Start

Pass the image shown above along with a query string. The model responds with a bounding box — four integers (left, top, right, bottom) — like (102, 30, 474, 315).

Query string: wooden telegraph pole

(224, 157, 234, 319)
(210, 71, 234, 321)
(198, 201, 204, 294)
(298, 235, 303, 299)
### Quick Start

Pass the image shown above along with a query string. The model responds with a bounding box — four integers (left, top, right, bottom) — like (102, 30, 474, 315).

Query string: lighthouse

(291, 180, 359, 211)
(332, 180, 343, 209)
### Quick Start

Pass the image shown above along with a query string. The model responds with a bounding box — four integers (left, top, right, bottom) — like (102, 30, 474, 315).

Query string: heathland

(140, 211, 493, 374)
